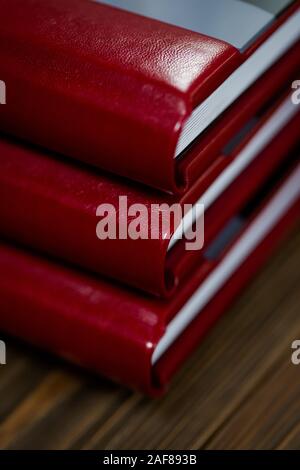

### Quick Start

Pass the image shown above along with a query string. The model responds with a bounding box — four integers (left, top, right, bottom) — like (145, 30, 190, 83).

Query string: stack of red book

(0, 0, 299, 394)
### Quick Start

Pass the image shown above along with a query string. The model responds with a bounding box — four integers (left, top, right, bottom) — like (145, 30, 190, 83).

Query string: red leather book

(0, 161, 299, 394)
(0, 0, 299, 192)
(0, 91, 299, 297)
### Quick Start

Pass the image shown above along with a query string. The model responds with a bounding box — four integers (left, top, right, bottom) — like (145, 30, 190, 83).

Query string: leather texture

(0, 183, 298, 394)
(0, 0, 298, 192)
(0, 0, 240, 193)
(0, 90, 299, 297)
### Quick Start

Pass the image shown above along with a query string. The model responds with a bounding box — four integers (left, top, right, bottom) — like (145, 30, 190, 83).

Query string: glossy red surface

(1, 0, 298, 192)
(0, 94, 299, 297)
(0, 187, 298, 395)
(0, 0, 240, 193)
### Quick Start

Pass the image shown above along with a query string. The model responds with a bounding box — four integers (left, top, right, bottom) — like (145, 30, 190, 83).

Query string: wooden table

(0, 226, 299, 450)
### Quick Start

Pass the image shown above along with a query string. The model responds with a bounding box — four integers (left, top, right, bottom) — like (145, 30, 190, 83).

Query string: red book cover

(0, 91, 299, 297)
(0, 0, 299, 192)
(0, 162, 299, 394)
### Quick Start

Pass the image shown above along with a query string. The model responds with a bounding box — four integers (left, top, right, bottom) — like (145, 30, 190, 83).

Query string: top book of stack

(0, 0, 299, 192)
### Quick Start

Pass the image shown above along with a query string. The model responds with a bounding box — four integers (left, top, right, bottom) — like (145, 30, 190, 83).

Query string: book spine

(0, 105, 299, 297)
(0, 0, 239, 192)
(0, 242, 164, 393)
(0, 199, 298, 395)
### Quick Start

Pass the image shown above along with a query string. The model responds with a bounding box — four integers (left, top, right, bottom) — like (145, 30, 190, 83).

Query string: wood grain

(0, 226, 299, 450)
